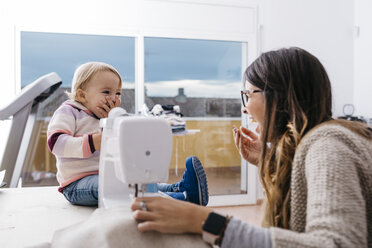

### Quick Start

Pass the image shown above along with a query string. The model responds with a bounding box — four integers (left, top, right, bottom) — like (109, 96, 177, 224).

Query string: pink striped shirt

(47, 100, 101, 187)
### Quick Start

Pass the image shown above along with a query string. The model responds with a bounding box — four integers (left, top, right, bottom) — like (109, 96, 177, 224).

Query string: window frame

(15, 7, 259, 205)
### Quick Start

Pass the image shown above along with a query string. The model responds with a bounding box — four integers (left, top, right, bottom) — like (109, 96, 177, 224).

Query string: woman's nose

(241, 106, 249, 114)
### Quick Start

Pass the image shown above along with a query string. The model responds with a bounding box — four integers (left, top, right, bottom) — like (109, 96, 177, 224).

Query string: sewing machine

(98, 107, 173, 208)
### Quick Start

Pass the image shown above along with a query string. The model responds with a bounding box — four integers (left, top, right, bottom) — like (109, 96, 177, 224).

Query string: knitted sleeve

(221, 218, 272, 248)
(47, 104, 95, 158)
(271, 133, 368, 247)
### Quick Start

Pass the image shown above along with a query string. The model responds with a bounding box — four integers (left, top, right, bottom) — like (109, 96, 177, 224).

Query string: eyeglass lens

(241, 92, 248, 107)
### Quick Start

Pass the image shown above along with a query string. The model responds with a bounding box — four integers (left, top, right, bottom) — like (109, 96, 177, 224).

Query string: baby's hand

(96, 95, 121, 118)
(105, 95, 121, 110)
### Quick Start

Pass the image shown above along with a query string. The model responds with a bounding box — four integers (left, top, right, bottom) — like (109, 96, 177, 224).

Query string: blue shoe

(178, 156, 209, 206)
(157, 156, 209, 206)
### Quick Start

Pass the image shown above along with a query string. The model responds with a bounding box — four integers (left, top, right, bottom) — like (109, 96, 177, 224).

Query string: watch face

(203, 212, 226, 235)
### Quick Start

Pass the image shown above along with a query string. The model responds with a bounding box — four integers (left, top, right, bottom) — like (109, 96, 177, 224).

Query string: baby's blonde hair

(67, 62, 122, 100)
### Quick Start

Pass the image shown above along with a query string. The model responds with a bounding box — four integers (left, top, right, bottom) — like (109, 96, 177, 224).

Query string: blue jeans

(62, 175, 174, 206)
(62, 174, 98, 206)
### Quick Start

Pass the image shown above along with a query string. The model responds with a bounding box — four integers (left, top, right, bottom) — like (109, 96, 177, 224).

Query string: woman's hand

(95, 95, 121, 118)
(232, 126, 262, 165)
(131, 197, 212, 234)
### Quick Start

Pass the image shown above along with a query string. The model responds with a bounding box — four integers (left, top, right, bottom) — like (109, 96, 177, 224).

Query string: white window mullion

(135, 35, 145, 113)
(240, 42, 249, 194)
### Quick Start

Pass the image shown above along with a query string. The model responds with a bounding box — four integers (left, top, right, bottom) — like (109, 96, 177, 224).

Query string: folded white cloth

(49, 206, 209, 248)
(149, 104, 186, 132)
(163, 114, 186, 127)
(150, 104, 164, 116)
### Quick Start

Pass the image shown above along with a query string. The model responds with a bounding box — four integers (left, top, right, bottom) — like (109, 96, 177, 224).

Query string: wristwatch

(202, 212, 230, 246)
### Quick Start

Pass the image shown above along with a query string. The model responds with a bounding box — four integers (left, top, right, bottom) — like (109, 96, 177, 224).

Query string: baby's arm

(47, 105, 98, 158)
(92, 133, 102, 151)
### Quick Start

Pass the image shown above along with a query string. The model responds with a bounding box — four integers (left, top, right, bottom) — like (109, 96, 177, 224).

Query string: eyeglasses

(240, 89, 263, 107)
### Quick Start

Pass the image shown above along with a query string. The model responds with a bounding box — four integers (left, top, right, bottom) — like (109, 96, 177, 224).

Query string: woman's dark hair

(244, 47, 333, 228)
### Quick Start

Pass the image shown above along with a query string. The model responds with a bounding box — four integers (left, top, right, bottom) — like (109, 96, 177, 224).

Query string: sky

(21, 32, 243, 99)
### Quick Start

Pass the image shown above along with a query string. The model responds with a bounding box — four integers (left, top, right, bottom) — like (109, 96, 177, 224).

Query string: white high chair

(0, 73, 62, 187)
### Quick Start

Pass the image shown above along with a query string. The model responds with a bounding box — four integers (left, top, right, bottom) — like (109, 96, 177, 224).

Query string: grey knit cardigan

(272, 123, 372, 247)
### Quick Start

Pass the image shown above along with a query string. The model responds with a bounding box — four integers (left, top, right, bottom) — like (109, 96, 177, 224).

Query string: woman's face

(242, 81, 265, 133)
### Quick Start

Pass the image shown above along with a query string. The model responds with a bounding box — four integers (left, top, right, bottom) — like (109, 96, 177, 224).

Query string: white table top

(0, 186, 95, 247)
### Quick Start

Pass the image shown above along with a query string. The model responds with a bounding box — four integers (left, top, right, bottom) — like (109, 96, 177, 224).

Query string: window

(145, 37, 244, 195)
(20, 30, 255, 204)
(20, 31, 135, 186)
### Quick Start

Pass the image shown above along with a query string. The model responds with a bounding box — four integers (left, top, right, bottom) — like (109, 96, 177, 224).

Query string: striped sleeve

(47, 105, 95, 158)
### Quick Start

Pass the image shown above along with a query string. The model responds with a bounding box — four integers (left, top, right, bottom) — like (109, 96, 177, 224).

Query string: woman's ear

(76, 89, 86, 103)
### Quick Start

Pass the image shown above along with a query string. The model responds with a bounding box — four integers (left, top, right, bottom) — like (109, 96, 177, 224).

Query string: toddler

(47, 62, 208, 206)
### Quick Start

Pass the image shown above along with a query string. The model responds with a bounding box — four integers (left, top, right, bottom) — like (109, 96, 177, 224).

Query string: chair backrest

(0, 72, 62, 120)
(0, 72, 62, 187)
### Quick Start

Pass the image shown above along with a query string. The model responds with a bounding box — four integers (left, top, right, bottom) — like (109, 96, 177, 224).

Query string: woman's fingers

(231, 125, 262, 165)
(131, 197, 163, 212)
(232, 126, 240, 148)
(131, 199, 141, 211)
(137, 221, 161, 232)
(132, 209, 157, 221)
(138, 221, 179, 233)
(233, 126, 249, 158)
(131, 198, 146, 211)
(131, 197, 208, 234)
(131, 198, 168, 233)
(240, 126, 258, 140)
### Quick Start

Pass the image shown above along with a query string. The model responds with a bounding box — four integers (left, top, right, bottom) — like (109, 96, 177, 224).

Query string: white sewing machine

(98, 107, 173, 208)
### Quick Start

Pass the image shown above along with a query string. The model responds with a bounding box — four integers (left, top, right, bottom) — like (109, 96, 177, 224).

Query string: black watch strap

(202, 212, 230, 246)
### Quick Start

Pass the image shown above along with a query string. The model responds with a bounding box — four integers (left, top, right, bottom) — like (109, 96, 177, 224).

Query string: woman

(131, 47, 372, 247)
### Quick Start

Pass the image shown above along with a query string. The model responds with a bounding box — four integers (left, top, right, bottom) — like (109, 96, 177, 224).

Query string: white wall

(259, 0, 355, 118)
(354, 0, 372, 119)
(0, 0, 357, 115)
(0, 0, 369, 167)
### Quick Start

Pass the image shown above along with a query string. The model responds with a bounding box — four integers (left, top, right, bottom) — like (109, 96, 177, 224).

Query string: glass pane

(20, 31, 135, 186)
(145, 37, 244, 195)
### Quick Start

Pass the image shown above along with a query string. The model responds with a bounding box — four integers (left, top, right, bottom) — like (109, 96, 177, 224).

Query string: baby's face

(80, 70, 122, 117)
